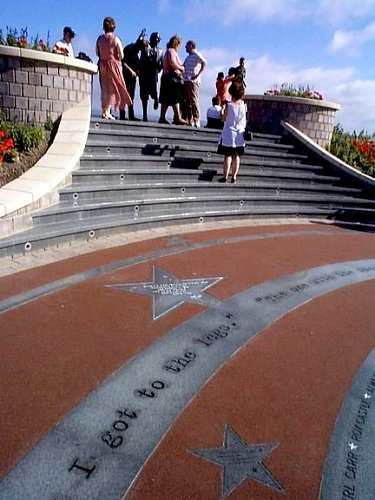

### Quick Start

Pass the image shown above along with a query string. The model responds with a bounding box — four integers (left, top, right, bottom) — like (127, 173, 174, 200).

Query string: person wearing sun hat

(53, 26, 76, 58)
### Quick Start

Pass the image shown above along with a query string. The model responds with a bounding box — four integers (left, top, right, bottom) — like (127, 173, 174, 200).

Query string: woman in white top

(217, 82, 247, 183)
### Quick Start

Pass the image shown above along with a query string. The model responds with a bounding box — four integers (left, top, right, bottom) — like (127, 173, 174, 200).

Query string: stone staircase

(0, 118, 374, 258)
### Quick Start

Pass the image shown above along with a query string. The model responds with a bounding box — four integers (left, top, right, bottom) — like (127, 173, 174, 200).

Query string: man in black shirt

(236, 57, 246, 88)
(120, 31, 145, 120)
(138, 32, 163, 122)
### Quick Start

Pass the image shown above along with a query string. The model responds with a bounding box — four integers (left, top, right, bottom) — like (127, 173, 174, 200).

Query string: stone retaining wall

(244, 94, 340, 147)
(0, 46, 97, 123)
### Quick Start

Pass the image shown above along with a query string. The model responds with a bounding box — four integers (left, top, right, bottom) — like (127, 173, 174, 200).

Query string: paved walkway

(0, 220, 374, 499)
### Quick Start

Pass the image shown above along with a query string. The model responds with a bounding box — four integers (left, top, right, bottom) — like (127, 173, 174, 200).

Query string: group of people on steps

(95, 18, 207, 126)
(95, 16, 249, 183)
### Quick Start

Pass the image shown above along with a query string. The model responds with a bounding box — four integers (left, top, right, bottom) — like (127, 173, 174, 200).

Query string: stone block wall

(244, 94, 340, 147)
(0, 46, 97, 123)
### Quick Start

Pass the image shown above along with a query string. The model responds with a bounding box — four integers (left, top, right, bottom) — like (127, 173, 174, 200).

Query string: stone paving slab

(0, 222, 374, 499)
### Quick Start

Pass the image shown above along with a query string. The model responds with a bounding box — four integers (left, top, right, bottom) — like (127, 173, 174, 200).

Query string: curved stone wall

(244, 94, 340, 147)
(0, 45, 97, 123)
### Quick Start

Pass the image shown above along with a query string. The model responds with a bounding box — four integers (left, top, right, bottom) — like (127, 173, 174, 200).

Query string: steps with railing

(0, 118, 374, 258)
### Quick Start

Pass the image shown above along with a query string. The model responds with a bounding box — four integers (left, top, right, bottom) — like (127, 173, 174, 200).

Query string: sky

(2, 0, 375, 132)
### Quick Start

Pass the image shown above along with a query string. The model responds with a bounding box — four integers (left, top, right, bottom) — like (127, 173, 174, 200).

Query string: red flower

(353, 138, 375, 164)
(0, 130, 15, 162)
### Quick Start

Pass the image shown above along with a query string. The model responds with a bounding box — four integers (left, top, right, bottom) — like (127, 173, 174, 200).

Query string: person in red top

(215, 69, 237, 105)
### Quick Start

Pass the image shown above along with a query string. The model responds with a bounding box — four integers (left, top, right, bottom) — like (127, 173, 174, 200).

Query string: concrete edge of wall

(246, 93, 340, 111)
(0, 45, 98, 73)
(0, 97, 91, 237)
(281, 120, 375, 188)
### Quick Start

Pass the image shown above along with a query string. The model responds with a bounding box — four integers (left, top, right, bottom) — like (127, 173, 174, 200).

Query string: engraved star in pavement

(108, 266, 222, 320)
(190, 425, 284, 498)
(348, 442, 358, 451)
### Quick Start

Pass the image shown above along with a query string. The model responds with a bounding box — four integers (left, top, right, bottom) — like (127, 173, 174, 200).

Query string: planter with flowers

(244, 84, 340, 147)
(0, 26, 52, 52)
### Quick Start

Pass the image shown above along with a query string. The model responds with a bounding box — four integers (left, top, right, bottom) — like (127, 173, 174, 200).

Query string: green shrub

(0, 112, 54, 161)
(44, 115, 54, 132)
(2, 122, 45, 152)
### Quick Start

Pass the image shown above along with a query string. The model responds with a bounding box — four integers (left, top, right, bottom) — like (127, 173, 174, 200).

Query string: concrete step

(85, 134, 295, 153)
(79, 154, 317, 172)
(90, 118, 284, 144)
(0, 204, 362, 258)
(33, 193, 375, 226)
(70, 167, 341, 186)
(84, 139, 303, 160)
(59, 181, 361, 205)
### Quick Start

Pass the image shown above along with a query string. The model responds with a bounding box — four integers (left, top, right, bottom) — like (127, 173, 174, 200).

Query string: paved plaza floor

(0, 221, 374, 499)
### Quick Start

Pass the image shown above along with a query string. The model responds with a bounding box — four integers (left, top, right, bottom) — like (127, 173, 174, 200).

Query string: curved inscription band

(1, 259, 374, 499)
(319, 348, 375, 499)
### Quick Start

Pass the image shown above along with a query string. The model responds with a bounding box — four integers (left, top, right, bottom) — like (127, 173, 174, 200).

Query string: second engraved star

(190, 425, 285, 497)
